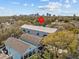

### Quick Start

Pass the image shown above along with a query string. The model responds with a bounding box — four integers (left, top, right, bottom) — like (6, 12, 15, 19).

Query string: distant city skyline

(0, 0, 79, 16)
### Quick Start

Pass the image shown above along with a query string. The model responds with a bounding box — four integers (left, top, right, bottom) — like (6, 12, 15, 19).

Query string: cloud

(40, 0, 49, 2)
(23, 3, 34, 7)
(0, 7, 5, 10)
(38, 1, 73, 15)
(31, 4, 34, 6)
(12, 2, 20, 5)
(38, 2, 62, 11)
(65, 0, 69, 3)
(23, 3, 28, 6)
(0, 8, 18, 16)
(48, 2, 62, 11)
(64, 4, 71, 8)
(73, 0, 77, 3)
(65, 0, 77, 4)
(38, 6, 45, 8)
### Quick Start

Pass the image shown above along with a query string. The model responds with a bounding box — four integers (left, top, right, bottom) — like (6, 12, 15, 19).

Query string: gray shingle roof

(5, 37, 36, 54)
(20, 33, 42, 46)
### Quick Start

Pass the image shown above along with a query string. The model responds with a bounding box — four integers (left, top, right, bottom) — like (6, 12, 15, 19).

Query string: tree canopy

(42, 31, 78, 58)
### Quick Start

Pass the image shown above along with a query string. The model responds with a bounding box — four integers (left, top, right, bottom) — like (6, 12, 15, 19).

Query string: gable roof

(5, 37, 36, 54)
(20, 33, 42, 46)
(21, 24, 57, 33)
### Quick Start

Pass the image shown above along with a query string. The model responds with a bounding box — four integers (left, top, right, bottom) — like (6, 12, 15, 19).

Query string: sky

(0, 0, 79, 16)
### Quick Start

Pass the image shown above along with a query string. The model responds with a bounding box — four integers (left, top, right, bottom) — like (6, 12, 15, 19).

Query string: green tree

(42, 31, 78, 59)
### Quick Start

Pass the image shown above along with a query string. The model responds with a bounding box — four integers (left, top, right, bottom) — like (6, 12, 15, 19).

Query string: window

(37, 33, 39, 36)
(23, 29, 26, 32)
(38, 46, 43, 50)
(21, 56, 23, 59)
(33, 49, 36, 54)
(24, 54, 28, 59)
(11, 56, 13, 59)
(29, 52, 32, 57)
(2, 47, 8, 55)
(28, 31, 30, 33)
(43, 34, 47, 37)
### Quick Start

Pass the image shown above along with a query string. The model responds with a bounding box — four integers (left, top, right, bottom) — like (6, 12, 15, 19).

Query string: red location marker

(38, 16, 45, 24)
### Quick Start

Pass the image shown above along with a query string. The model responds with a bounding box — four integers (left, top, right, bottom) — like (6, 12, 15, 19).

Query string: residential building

(21, 24, 57, 37)
(5, 24, 57, 59)
(5, 37, 37, 59)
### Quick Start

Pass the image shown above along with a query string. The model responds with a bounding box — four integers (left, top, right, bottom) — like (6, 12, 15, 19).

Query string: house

(21, 24, 57, 37)
(5, 37, 38, 59)
(5, 24, 57, 59)
(20, 24, 57, 51)
(20, 24, 57, 47)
